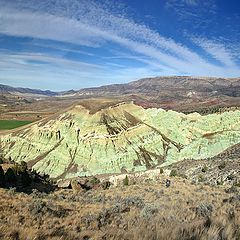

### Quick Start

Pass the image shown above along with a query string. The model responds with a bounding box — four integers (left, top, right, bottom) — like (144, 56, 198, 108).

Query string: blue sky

(0, 0, 239, 91)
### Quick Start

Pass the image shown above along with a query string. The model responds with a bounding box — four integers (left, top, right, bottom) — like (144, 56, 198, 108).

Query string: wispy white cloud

(192, 37, 237, 67)
(0, 2, 200, 63)
(30, 41, 96, 57)
(0, 7, 104, 47)
(0, 0, 239, 90)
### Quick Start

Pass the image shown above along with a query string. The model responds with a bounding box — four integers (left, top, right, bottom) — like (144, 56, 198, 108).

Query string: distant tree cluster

(183, 105, 240, 115)
(0, 161, 54, 193)
(0, 161, 31, 188)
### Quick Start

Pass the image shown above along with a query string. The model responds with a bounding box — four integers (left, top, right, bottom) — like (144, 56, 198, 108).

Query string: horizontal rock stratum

(1, 102, 240, 179)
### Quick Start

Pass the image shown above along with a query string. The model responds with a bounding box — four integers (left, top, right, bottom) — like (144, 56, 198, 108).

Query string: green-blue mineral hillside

(1, 102, 240, 179)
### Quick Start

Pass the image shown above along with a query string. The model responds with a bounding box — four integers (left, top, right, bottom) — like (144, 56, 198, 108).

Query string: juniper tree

(0, 166, 5, 187)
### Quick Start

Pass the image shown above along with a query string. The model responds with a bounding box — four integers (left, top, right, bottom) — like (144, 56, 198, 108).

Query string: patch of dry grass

(77, 98, 126, 114)
(0, 176, 240, 240)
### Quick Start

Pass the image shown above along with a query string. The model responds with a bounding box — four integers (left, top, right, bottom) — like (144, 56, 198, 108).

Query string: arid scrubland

(1, 0, 240, 238)
(0, 175, 240, 240)
(1, 83, 240, 240)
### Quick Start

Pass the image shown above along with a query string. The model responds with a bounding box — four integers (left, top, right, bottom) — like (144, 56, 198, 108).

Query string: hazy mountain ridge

(62, 76, 240, 112)
(1, 76, 240, 122)
(2, 76, 240, 99)
(0, 84, 58, 97)
(74, 76, 240, 97)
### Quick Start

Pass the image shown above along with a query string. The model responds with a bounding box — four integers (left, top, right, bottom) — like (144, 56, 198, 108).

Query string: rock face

(1, 102, 240, 179)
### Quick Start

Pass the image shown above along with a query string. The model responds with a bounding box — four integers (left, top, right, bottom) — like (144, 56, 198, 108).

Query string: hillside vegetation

(0, 174, 240, 240)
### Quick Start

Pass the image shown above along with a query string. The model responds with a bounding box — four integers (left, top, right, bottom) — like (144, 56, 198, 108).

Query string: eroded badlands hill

(1, 102, 240, 179)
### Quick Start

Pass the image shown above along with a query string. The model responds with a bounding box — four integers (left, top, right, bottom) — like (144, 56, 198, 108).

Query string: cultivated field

(0, 120, 32, 130)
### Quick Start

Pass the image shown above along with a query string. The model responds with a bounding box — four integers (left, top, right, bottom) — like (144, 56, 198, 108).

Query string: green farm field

(0, 120, 32, 130)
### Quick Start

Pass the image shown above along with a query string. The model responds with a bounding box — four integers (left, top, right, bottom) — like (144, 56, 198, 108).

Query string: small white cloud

(183, 0, 198, 6)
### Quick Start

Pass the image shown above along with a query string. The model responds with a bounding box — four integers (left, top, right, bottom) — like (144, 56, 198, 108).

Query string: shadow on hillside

(0, 162, 56, 194)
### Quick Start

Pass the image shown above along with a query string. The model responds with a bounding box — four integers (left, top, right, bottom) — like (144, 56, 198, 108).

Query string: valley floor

(0, 176, 240, 240)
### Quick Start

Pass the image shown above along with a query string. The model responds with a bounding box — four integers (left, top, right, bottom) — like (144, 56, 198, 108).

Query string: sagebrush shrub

(170, 169, 177, 177)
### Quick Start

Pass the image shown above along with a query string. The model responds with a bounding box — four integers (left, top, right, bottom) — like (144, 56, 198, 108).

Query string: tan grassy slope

(0, 175, 240, 240)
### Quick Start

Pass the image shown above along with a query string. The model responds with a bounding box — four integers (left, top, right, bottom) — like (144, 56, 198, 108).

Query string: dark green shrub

(218, 161, 226, 170)
(19, 161, 28, 172)
(21, 171, 32, 187)
(160, 168, 164, 174)
(13, 161, 28, 175)
(201, 165, 208, 173)
(217, 177, 224, 185)
(5, 168, 17, 184)
(123, 175, 129, 186)
(198, 174, 205, 182)
(227, 174, 234, 181)
(0, 166, 5, 187)
(90, 176, 100, 186)
(102, 181, 111, 190)
(233, 181, 240, 187)
(170, 170, 177, 177)
(217, 178, 224, 185)
(178, 173, 188, 179)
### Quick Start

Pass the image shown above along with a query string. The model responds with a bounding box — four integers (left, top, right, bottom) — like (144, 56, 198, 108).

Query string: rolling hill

(1, 101, 240, 179)
(75, 76, 240, 96)
(68, 76, 240, 112)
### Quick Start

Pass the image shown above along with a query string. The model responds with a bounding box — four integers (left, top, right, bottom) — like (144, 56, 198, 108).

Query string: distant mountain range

(0, 84, 58, 97)
(74, 76, 240, 97)
(1, 76, 240, 112)
(70, 76, 240, 112)
(2, 76, 240, 98)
